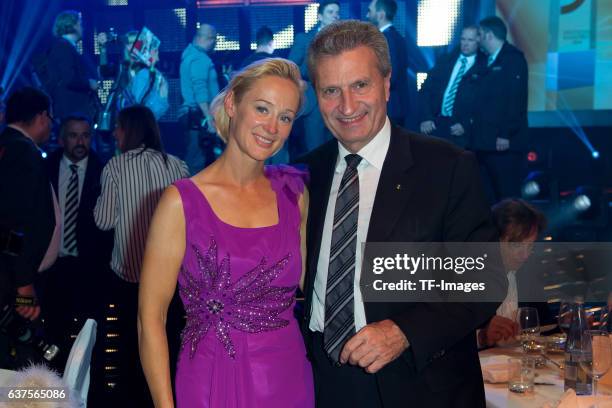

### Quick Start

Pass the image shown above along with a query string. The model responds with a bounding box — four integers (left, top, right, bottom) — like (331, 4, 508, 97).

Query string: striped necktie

(324, 154, 362, 364)
(63, 164, 79, 255)
(442, 56, 467, 117)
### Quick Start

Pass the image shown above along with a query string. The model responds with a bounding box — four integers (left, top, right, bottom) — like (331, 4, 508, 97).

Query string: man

(179, 23, 220, 174)
(43, 115, 112, 372)
(297, 20, 506, 407)
(367, 0, 410, 127)
(288, 1, 339, 156)
(478, 198, 553, 347)
(240, 26, 275, 69)
(473, 16, 528, 201)
(39, 10, 99, 121)
(419, 26, 486, 148)
(0, 87, 58, 367)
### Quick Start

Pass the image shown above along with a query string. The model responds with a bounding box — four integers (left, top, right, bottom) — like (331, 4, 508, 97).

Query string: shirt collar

(379, 23, 392, 32)
(62, 35, 78, 49)
(8, 124, 34, 142)
(335, 117, 391, 173)
(488, 43, 503, 64)
(62, 153, 88, 170)
(460, 54, 476, 64)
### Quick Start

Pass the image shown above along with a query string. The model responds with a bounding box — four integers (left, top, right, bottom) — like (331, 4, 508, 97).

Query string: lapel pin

(396, 184, 401, 190)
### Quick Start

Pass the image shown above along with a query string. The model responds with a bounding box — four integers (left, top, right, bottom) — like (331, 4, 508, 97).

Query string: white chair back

(63, 318, 97, 408)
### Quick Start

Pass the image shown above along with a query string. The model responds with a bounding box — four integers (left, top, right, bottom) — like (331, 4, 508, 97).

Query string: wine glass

(579, 330, 612, 408)
(558, 301, 572, 334)
(517, 307, 540, 354)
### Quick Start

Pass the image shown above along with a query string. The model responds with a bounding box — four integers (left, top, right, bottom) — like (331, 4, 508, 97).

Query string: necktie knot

(70, 164, 78, 173)
(344, 154, 362, 170)
(460, 56, 467, 65)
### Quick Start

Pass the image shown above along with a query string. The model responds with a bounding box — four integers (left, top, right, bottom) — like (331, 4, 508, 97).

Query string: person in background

(367, 0, 410, 127)
(179, 23, 220, 174)
(472, 16, 528, 202)
(0, 87, 57, 368)
(39, 10, 100, 122)
(478, 198, 553, 348)
(288, 1, 340, 157)
(94, 106, 188, 406)
(138, 58, 313, 407)
(42, 115, 113, 400)
(419, 25, 486, 148)
(240, 26, 275, 69)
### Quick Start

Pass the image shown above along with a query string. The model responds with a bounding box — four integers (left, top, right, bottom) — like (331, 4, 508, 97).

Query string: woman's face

(225, 75, 300, 162)
(114, 123, 126, 151)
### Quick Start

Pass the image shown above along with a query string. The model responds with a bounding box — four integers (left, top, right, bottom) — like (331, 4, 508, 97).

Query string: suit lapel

(366, 126, 415, 242)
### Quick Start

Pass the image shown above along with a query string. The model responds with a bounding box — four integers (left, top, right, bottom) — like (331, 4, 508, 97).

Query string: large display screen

(497, 0, 611, 126)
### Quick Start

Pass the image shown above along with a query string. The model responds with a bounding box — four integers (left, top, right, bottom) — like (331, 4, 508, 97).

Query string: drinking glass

(518, 307, 540, 353)
(508, 357, 535, 394)
(579, 330, 612, 408)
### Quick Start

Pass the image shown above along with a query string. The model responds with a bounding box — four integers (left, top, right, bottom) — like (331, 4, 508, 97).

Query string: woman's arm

(298, 187, 309, 292)
(94, 162, 118, 231)
(138, 185, 185, 408)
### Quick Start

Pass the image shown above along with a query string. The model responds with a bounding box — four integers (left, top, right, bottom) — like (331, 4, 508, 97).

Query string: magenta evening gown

(173, 165, 314, 408)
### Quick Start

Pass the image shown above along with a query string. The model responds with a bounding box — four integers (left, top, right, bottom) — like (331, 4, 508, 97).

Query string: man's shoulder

(501, 43, 526, 62)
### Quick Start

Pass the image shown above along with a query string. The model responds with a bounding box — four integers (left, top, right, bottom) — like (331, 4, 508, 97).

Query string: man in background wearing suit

(473, 16, 528, 202)
(298, 20, 506, 407)
(0, 87, 57, 368)
(289, 1, 339, 156)
(43, 115, 112, 372)
(41, 10, 99, 121)
(367, 0, 410, 127)
(419, 25, 486, 148)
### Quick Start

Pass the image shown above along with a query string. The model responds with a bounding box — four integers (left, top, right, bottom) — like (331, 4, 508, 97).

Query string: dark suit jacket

(44, 37, 97, 120)
(383, 26, 410, 125)
(472, 43, 528, 152)
(46, 150, 112, 264)
(288, 29, 317, 81)
(297, 126, 507, 407)
(0, 127, 55, 305)
(419, 49, 487, 147)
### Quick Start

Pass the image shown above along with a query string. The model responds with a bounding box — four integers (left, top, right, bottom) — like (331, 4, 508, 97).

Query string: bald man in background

(179, 23, 220, 174)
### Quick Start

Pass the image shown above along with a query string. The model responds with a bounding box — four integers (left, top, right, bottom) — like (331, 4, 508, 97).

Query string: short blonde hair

(210, 58, 306, 143)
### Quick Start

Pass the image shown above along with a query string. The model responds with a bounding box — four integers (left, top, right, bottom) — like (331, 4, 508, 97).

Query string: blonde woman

(138, 58, 313, 407)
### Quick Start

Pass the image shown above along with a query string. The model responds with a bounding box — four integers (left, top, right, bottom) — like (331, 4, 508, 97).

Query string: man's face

(478, 28, 494, 55)
(314, 46, 390, 153)
(366, 0, 380, 26)
(318, 4, 340, 28)
(202, 30, 217, 52)
(460, 28, 479, 56)
(500, 229, 538, 272)
(60, 120, 91, 162)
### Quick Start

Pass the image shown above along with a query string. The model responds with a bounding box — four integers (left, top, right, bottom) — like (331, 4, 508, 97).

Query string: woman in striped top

(94, 105, 188, 404)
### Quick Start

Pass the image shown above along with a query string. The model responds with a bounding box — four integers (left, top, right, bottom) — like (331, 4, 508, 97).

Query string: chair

(63, 318, 97, 408)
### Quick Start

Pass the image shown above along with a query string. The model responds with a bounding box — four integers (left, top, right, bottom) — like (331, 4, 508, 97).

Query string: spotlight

(573, 194, 591, 212)
(522, 171, 557, 202)
(592, 151, 600, 159)
(527, 151, 538, 162)
(564, 186, 607, 227)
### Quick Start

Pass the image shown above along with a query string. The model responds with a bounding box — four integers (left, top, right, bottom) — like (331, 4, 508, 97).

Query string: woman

(98, 30, 169, 121)
(138, 58, 313, 407)
(94, 105, 189, 403)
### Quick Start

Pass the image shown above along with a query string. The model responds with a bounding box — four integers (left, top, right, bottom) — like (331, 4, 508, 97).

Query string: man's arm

(94, 162, 119, 231)
(47, 41, 92, 92)
(500, 52, 528, 142)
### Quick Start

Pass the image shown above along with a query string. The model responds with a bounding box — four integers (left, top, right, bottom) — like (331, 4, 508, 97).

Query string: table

(481, 346, 612, 408)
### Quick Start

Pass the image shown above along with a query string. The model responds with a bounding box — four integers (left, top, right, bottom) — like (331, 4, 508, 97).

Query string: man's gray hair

(307, 20, 391, 87)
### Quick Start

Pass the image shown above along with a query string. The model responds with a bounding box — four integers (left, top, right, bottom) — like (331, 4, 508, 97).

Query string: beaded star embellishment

(179, 238, 297, 359)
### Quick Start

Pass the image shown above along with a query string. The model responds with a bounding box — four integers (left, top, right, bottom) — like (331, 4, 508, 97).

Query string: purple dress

(173, 165, 314, 408)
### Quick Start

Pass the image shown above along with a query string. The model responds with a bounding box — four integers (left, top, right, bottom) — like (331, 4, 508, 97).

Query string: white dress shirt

(310, 118, 391, 333)
(487, 44, 503, 66)
(441, 54, 476, 116)
(58, 155, 88, 257)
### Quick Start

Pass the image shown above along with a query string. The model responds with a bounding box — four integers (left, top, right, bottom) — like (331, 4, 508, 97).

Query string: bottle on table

(564, 298, 592, 395)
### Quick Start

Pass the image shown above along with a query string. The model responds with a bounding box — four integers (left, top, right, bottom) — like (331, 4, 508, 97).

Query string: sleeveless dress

(173, 165, 314, 408)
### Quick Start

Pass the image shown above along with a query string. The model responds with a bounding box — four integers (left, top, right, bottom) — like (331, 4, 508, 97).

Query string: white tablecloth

(481, 346, 612, 408)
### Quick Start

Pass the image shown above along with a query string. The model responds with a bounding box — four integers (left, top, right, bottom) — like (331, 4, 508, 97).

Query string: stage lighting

(573, 194, 591, 212)
(592, 151, 600, 159)
(522, 171, 557, 202)
(563, 186, 608, 228)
